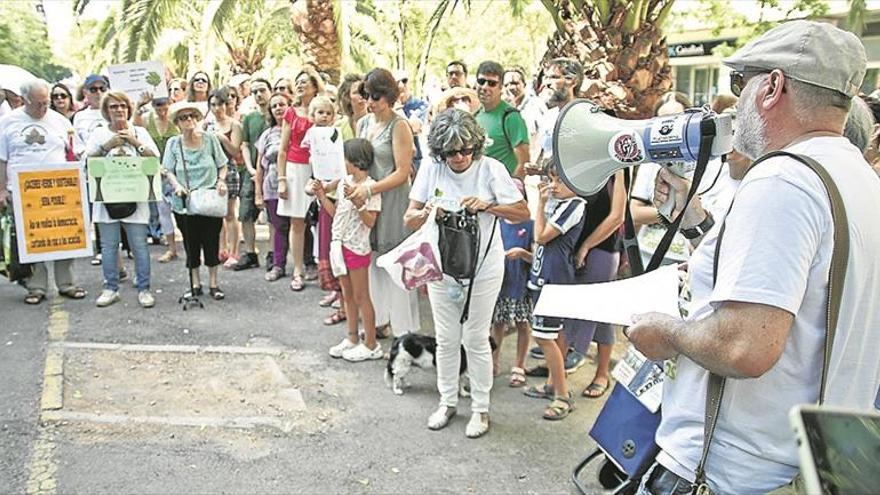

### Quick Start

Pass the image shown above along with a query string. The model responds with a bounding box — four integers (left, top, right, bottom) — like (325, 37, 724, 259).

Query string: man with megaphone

(615, 21, 880, 494)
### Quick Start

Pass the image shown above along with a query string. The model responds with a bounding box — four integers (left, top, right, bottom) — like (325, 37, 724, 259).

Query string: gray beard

(733, 86, 768, 160)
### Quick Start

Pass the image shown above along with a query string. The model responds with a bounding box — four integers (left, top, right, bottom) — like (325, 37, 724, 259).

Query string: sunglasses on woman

(440, 148, 475, 159)
(359, 89, 384, 101)
(51, 93, 69, 100)
(177, 113, 198, 122)
(193, 77, 209, 84)
(274, 85, 289, 92)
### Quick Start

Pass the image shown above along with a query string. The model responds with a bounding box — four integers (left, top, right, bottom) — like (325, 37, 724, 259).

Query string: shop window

(672, 66, 719, 106)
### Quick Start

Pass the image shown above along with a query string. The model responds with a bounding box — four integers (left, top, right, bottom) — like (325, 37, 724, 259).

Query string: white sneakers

(138, 290, 155, 308)
(342, 343, 383, 362)
(427, 406, 457, 430)
(329, 338, 358, 358)
(95, 290, 120, 307)
(96, 289, 155, 308)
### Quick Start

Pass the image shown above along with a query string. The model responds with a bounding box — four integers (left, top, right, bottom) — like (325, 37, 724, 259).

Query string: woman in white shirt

(404, 109, 530, 438)
(86, 91, 160, 308)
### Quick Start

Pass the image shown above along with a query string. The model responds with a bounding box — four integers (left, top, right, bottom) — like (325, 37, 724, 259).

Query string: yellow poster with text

(10, 162, 93, 263)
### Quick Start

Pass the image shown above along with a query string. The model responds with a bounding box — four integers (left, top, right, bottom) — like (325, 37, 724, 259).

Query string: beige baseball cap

(723, 20, 866, 98)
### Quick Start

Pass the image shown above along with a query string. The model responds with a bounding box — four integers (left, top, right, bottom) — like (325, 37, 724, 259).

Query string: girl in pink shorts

(312, 138, 383, 362)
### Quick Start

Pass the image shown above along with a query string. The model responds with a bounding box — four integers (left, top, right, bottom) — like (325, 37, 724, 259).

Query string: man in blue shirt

(395, 71, 429, 172)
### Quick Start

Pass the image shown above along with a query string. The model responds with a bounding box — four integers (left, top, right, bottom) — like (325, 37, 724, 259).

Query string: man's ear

(760, 69, 786, 111)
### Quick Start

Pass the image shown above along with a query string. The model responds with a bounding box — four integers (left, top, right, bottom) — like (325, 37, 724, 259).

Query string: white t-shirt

(410, 156, 523, 280)
(72, 108, 106, 146)
(331, 176, 381, 255)
(0, 108, 78, 190)
(84, 124, 160, 224)
(656, 136, 880, 493)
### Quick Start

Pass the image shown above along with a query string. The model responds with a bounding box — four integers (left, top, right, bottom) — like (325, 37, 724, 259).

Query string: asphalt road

(0, 239, 616, 494)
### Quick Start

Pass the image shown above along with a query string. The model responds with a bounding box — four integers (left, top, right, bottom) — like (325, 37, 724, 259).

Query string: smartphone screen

(800, 409, 880, 494)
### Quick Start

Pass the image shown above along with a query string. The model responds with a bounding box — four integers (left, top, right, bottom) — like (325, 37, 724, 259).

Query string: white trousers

(426, 274, 502, 413)
(369, 254, 420, 336)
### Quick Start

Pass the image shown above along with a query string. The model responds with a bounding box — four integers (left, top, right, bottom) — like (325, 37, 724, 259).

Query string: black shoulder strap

(693, 150, 849, 492)
(622, 168, 644, 276)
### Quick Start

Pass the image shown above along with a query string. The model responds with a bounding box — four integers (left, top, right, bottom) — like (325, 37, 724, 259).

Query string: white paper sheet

(107, 61, 168, 102)
(309, 127, 345, 180)
(532, 264, 682, 326)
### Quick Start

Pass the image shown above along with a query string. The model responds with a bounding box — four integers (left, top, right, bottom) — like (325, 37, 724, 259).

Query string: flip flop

(509, 367, 527, 388)
(58, 286, 87, 299)
(582, 380, 609, 398)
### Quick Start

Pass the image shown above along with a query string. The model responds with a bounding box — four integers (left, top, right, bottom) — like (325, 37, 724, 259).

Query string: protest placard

(87, 156, 162, 203)
(308, 127, 346, 181)
(107, 61, 168, 102)
(9, 162, 93, 263)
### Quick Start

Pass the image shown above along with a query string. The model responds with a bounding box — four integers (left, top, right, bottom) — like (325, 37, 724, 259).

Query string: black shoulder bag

(438, 208, 497, 324)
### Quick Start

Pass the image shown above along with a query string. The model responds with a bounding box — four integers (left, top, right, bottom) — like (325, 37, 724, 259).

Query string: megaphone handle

(658, 194, 676, 222)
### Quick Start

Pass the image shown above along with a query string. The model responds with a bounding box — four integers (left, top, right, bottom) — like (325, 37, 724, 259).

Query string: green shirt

(241, 110, 269, 174)
(475, 100, 529, 175)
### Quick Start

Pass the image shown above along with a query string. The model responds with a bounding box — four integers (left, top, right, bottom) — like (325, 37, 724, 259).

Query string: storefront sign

(9, 162, 93, 263)
(668, 38, 736, 58)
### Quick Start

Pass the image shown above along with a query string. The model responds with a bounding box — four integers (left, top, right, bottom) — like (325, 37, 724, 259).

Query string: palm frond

(206, 0, 238, 36)
(847, 0, 867, 35)
(73, 0, 90, 15)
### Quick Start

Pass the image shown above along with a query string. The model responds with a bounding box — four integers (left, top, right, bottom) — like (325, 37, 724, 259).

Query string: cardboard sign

(9, 162, 93, 263)
(107, 61, 168, 102)
(308, 127, 345, 181)
(87, 156, 162, 203)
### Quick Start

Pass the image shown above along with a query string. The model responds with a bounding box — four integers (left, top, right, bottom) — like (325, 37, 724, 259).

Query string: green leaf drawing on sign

(145, 71, 161, 88)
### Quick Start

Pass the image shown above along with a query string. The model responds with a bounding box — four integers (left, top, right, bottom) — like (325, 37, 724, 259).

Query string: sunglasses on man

(729, 69, 770, 97)
(88, 86, 108, 94)
(476, 78, 499, 88)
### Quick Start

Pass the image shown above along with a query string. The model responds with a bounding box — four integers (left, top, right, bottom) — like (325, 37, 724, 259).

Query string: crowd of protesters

(2, 22, 879, 494)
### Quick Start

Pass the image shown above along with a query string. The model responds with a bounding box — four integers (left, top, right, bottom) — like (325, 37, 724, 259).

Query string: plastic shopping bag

(376, 207, 443, 291)
(329, 240, 347, 277)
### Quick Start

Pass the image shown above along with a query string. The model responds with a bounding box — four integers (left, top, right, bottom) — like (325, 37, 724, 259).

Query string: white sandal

(427, 406, 456, 431)
(465, 412, 490, 439)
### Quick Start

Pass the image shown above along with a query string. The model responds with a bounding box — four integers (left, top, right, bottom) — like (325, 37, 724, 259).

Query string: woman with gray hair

(404, 108, 530, 438)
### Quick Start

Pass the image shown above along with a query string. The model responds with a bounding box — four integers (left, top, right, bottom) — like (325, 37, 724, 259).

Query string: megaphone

(553, 99, 734, 199)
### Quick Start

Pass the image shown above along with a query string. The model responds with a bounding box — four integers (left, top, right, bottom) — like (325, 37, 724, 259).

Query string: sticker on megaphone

(608, 131, 647, 164)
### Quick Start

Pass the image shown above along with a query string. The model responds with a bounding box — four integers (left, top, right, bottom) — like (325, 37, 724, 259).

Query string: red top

(283, 107, 312, 164)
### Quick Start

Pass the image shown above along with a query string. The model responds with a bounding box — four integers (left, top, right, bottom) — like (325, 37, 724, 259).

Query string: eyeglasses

(730, 70, 768, 97)
(177, 113, 198, 122)
(193, 77, 209, 84)
(51, 93, 69, 100)
(88, 86, 108, 94)
(476, 78, 499, 88)
(440, 148, 475, 159)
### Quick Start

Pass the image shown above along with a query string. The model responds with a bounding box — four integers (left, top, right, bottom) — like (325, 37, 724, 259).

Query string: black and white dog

(384, 333, 497, 396)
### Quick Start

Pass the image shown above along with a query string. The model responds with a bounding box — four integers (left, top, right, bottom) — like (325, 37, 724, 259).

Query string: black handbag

(104, 202, 137, 219)
(438, 209, 480, 280)
(3, 208, 33, 282)
(437, 209, 496, 323)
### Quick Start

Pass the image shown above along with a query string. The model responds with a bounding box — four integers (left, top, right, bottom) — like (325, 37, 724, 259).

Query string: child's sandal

(509, 367, 527, 388)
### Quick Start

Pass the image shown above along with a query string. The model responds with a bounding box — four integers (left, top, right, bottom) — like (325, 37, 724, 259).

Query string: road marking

(26, 297, 67, 495)
(51, 341, 285, 356)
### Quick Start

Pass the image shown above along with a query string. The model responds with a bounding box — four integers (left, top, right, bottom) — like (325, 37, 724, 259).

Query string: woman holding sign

(86, 91, 160, 308)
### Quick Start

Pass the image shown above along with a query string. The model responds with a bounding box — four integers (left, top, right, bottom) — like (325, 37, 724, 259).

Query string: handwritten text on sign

(12, 163, 93, 262)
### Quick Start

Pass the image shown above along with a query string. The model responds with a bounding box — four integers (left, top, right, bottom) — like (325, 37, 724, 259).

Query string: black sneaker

(265, 252, 273, 272)
(233, 252, 259, 271)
